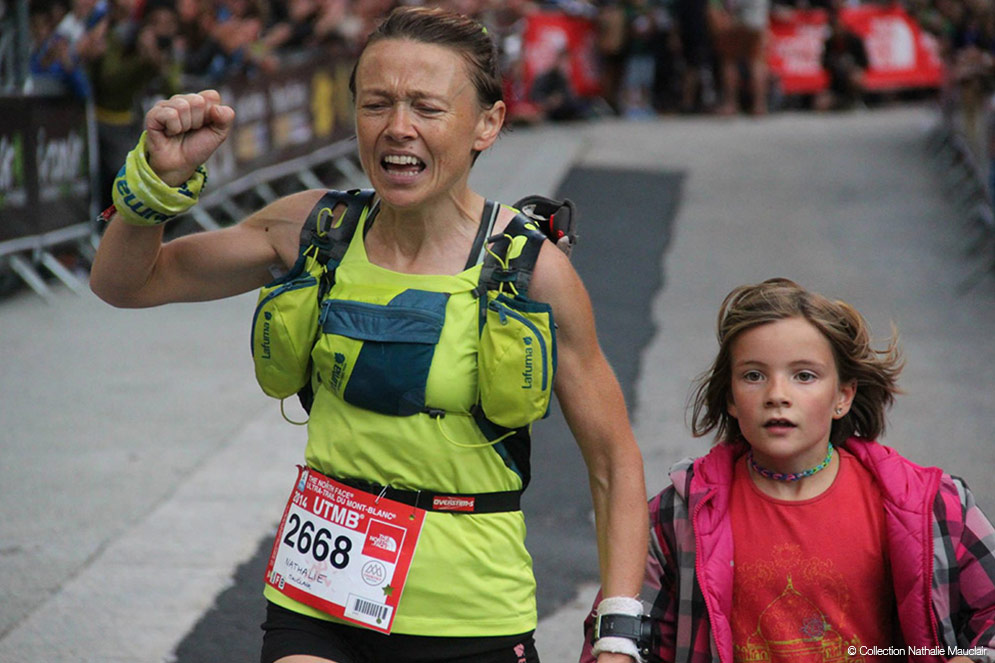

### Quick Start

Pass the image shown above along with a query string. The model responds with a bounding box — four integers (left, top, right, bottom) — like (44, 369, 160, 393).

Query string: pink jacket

(691, 440, 945, 659)
(582, 438, 995, 663)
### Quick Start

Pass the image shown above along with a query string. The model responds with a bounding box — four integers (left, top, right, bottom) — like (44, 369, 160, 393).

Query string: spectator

(54, 0, 107, 52)
(175, 0, 229, 84)
(595, 0, 629, 114)
(709, 0, 771, 115)
(479, 0, 535, 60)
(529, 47, 590, 120)
(814, 3, 869, 111)
(259, 0, 320, 54)
(907, 0, 954, 45)
(310, 0, 365, 53)
(674, 0, 717, 112)
(89, 0, 180, 209)
(28, 0, 92, 97)
(27, 0, 107, 96)
(620, 0, 657, 116)
(504, 54, 546, 125)
(952, 0, 995, 53)
(349, 0, 396, 48)
(650, 1, 684, 113)
(210, 0, 277, 76)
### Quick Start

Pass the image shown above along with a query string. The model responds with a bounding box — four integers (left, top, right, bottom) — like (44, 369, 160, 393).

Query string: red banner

(768, 5, 943, 95)
(521, 12, 602, 98)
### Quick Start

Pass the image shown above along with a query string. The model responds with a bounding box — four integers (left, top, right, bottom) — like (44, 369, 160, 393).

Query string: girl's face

(727, 317, 856, 473)
(353, 38, 505, 210)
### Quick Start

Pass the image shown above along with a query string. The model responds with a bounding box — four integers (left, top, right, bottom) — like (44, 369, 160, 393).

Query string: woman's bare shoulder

(241, 188, 333, 265)
(243, 189, 329, 230)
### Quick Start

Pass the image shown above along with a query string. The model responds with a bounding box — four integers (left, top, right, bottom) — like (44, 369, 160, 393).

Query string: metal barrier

(0, 95, 99, 302)
(188, 140, 365, 233)
(925, 77, 995, 289)
(0, 225, 94, 300)
(0, 132, 365, 303)
(0, 50, 363, 302)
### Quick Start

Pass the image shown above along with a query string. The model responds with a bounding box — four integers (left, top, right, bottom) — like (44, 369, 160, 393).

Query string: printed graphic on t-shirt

(732, 544, 864, 663)
(729, 452, 900, 663)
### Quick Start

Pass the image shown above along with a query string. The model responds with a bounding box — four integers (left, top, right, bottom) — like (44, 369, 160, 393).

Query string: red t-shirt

(729, 448, 902, 662)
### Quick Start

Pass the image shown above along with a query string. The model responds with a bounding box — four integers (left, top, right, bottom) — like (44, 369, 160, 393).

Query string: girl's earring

(834, 407, 843, 416)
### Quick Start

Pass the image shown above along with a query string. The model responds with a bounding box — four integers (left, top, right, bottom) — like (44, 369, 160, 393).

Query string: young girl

(582, 278, 995, 663)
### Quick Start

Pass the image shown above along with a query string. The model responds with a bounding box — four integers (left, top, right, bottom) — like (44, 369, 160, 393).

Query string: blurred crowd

(18, 0, 995, 154)
(23, 0, 995, 118)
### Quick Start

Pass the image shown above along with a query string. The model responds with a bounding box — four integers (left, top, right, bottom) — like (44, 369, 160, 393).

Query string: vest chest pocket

(313, 289, 450, 416)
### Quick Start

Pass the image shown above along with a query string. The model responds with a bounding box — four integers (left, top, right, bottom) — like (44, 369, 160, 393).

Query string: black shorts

(260, 601, 541, 663)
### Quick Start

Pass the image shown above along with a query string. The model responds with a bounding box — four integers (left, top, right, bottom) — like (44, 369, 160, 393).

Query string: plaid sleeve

(579, 489, 682, 663)
(646, 489, 680, 663)
(933, 475, 995, 661)
(579, 590, 601, 663)
(581, 461, 716, 663)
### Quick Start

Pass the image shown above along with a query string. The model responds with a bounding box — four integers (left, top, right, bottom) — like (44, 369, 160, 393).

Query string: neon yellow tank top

(264, 205, 537, 636)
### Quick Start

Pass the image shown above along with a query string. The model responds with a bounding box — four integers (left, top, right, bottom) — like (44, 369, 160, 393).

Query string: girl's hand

(145, 90, 235, 186)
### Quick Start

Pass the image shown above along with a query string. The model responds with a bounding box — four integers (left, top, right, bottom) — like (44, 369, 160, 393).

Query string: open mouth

(381, 154, 426, 177)
(764, 418, 797, 429)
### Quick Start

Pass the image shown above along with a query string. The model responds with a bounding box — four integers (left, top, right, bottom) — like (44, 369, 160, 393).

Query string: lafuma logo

(330, 352, 346, 391)
(521, 336, 534, 389)
(261, 312, 272, 359)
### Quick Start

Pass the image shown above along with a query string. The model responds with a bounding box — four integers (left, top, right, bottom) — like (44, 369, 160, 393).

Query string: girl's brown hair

(689, 278, 904, 446)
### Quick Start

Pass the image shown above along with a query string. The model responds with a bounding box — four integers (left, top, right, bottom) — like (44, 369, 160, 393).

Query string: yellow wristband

(111, 131, 208, 226)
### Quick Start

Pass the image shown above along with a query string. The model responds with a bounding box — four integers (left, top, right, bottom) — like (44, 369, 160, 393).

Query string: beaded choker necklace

(748, 444, 835, 482)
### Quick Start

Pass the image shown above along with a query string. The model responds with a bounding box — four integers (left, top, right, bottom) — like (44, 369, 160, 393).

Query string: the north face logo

(369, 534, 397, 552)
(363, 520, 405, 564)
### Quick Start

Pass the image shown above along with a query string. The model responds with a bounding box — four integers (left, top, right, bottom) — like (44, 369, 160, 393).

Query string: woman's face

(353, 38, 504, 210)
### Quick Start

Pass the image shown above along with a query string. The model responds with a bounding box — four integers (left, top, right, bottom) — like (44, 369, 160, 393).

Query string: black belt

(336, 476, 522, 514)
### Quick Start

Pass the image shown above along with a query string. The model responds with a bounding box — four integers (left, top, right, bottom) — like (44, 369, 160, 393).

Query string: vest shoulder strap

(298, 188, 376, 268)
(477, 195, 577, 297)
(294, 188, 375, 415)
(478, 211, 550, 297)
(298, 190, 572, 298)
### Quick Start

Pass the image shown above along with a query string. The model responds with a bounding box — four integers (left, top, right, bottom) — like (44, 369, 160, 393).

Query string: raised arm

(530, 243, 649, 663)
(90, 90, 321, 308)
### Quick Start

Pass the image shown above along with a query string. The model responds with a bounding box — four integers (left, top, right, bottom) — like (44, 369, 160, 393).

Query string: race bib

(265, 466, 425, 633)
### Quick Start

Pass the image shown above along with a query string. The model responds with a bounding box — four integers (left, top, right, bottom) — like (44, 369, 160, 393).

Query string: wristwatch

(594, 612, 652, 656)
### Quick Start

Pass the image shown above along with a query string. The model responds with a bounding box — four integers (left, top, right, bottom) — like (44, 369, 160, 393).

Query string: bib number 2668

(264, 466, 425, 634)
(282, 514, 353, 568)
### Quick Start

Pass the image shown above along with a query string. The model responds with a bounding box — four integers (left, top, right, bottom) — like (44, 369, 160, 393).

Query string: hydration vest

(250, 189, 576, 438)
